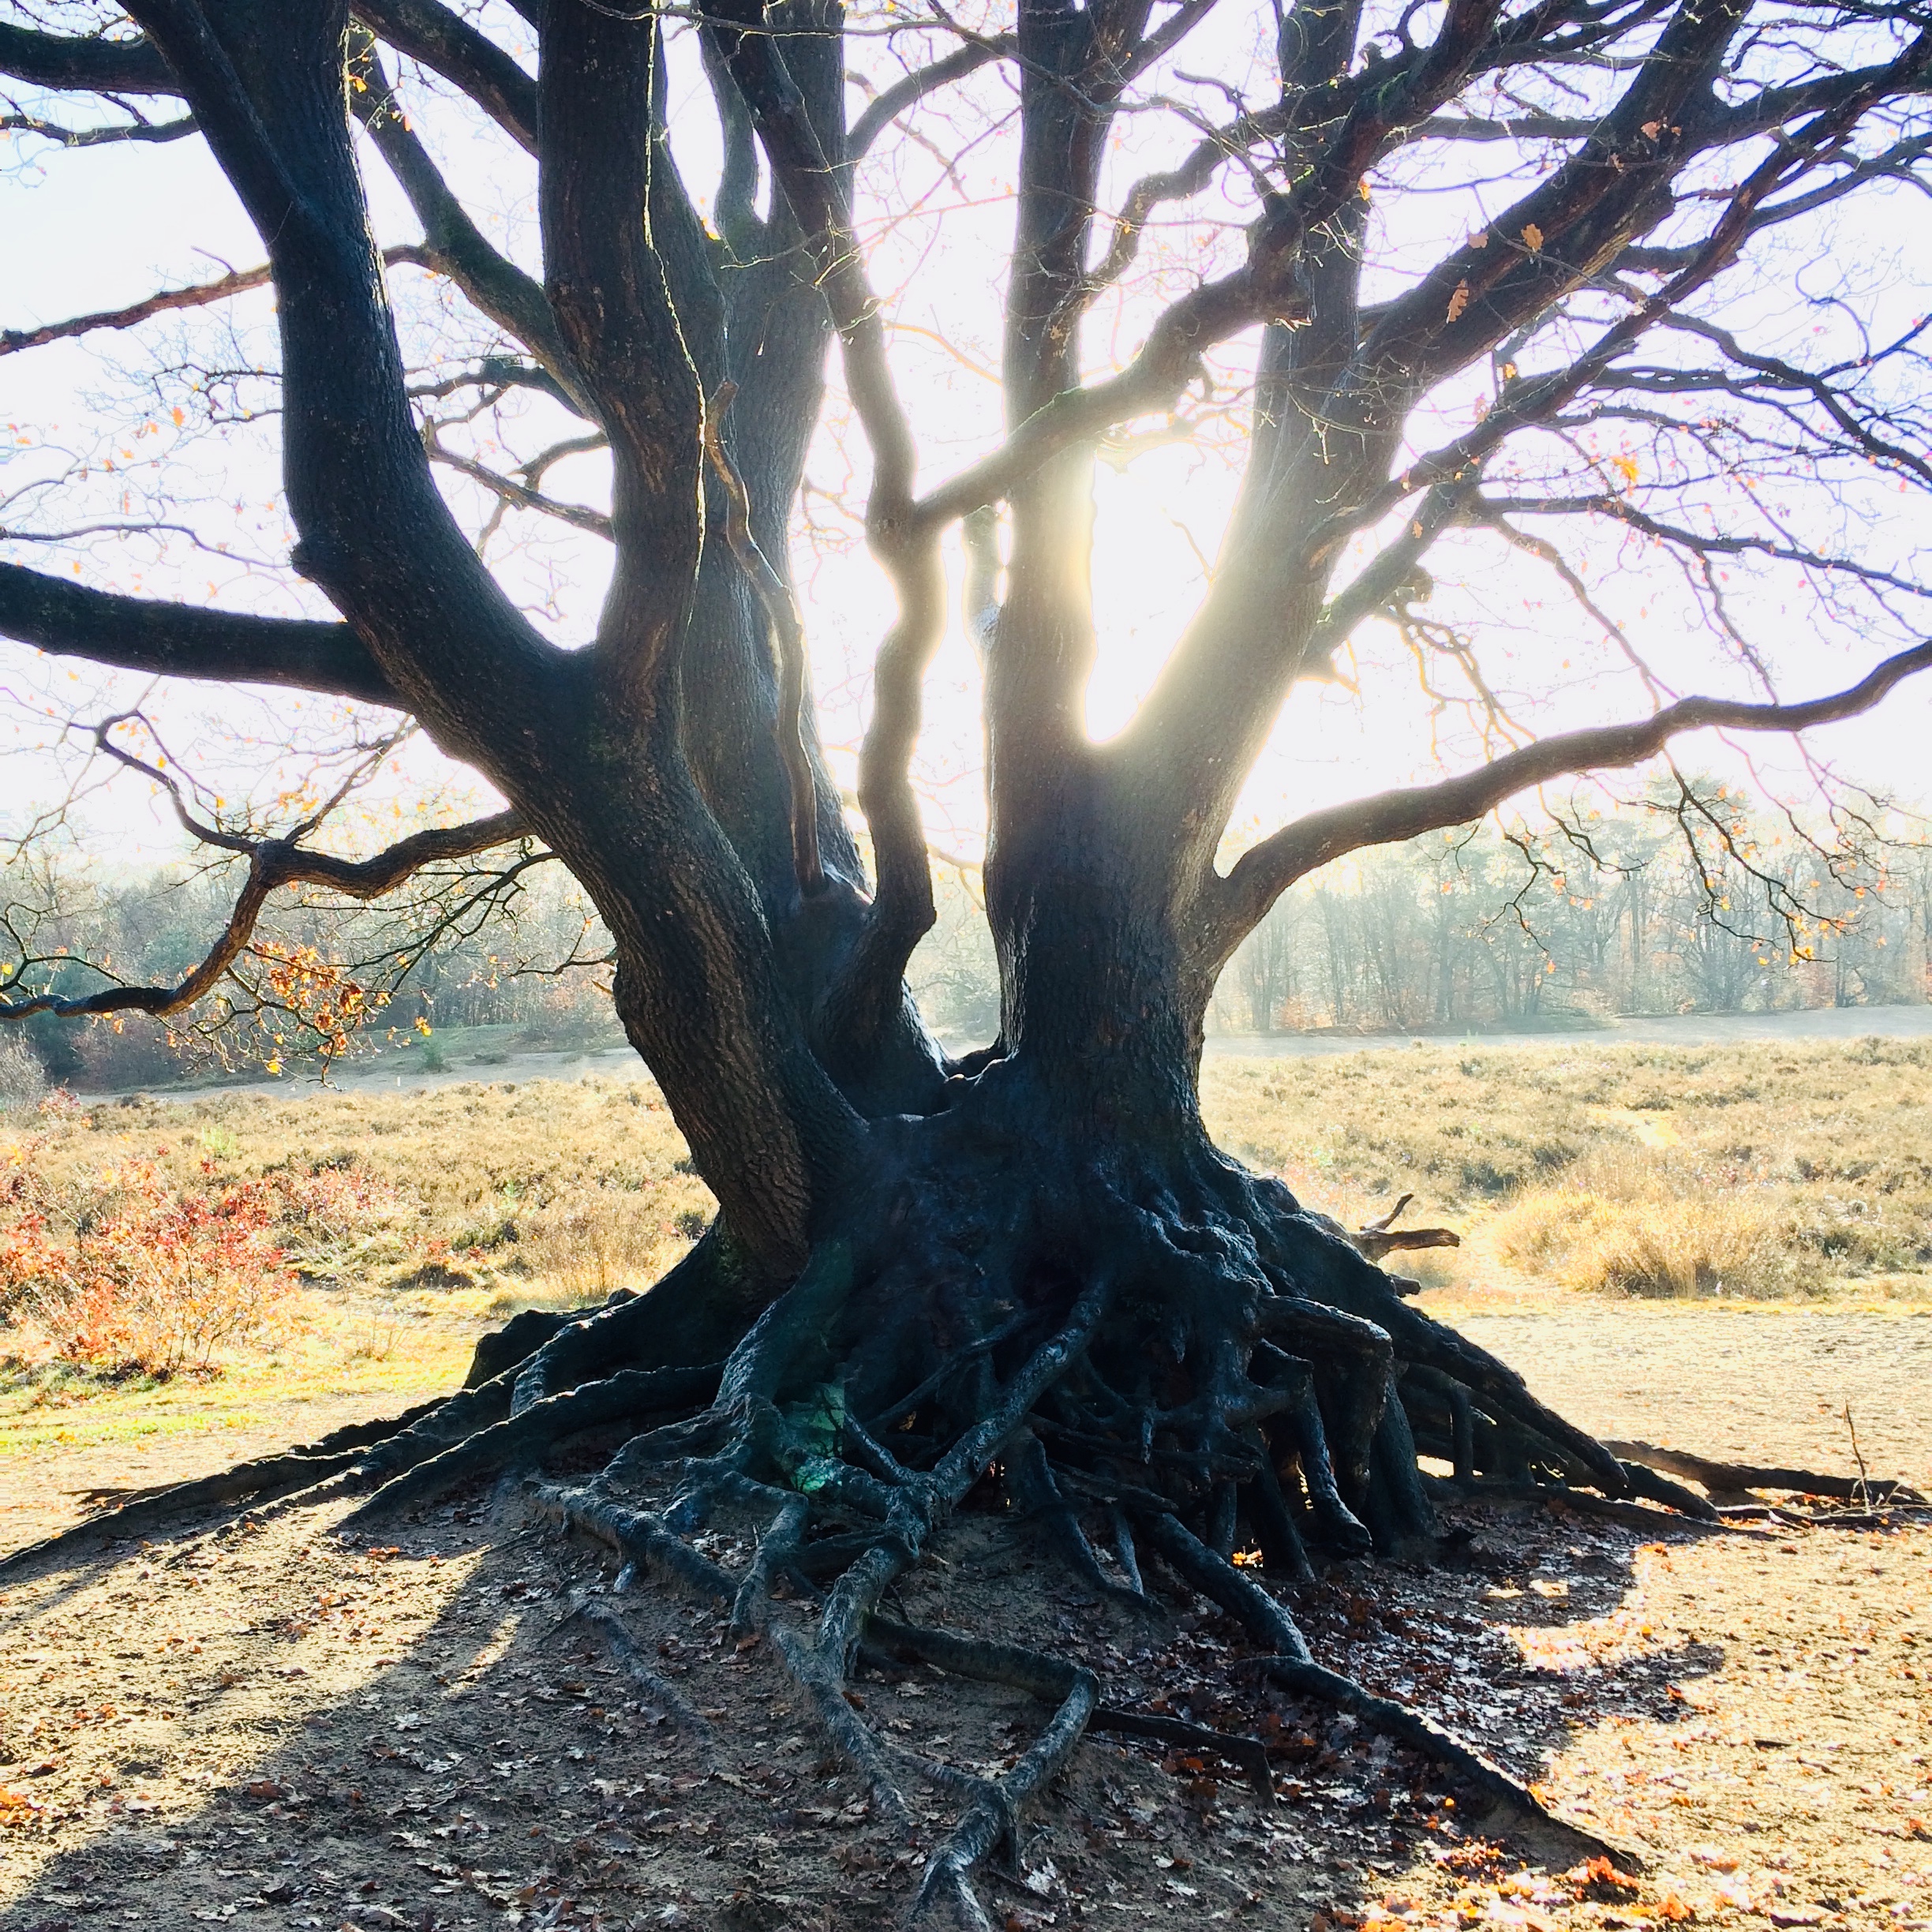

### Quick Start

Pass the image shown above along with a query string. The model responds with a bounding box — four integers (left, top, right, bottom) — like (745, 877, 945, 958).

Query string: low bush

(1, 1138, 294, 1373)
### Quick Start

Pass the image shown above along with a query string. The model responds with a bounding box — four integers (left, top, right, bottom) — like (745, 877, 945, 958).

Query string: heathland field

(1207, 1035, 1932, 1302)
(1, 1035, 1926, 1489)
(3, 1037, 1928, 1393)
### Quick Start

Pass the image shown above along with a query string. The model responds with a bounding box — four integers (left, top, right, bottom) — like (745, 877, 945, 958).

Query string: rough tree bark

(2, 0, 1929, 1920)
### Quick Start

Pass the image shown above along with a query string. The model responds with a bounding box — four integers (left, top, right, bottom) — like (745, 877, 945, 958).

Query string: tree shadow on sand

(0, 1464, 1746, 1932)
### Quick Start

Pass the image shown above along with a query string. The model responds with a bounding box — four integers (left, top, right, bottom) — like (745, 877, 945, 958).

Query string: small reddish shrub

(0, 1140, 293, 1374)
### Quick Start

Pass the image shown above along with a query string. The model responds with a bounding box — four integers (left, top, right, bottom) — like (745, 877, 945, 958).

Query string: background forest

(5, 785, 1928, 1093)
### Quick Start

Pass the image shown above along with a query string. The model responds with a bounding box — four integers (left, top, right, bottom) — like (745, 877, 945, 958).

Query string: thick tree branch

(118, 1, 311, 247)
(120, 0, 570, 752)
(1125, 0, 1224, 77)
(0, 21, 176, 95)
(706, 0, 945, 1042)
(1213, 641, 1932, 945)
(0, 561, 399, 708)
(1356, 0, 1750, 402)
(352, 0, 538, 153)
(540, 0, 708, 691)
(703, 383, 822, 898)
(1412, 111, 1596, 140)
(75, 0, 865, 1278)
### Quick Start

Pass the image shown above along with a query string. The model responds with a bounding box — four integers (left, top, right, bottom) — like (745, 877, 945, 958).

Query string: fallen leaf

(1022, 1856, 1061, 1897)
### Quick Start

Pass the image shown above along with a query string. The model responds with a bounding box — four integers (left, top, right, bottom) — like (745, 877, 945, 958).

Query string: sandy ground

(1, 1303, 1927, 1932)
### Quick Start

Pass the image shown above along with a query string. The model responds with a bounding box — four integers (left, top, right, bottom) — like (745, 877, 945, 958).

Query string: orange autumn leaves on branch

(245, 939, 384, 1073)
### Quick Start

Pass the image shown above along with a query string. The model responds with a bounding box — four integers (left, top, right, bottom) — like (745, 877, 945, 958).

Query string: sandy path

(1447, 1305, 1932, 1488)
(2, 1303, 1926, 1931)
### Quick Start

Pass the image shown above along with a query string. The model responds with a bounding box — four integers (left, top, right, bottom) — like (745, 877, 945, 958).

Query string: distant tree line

(5, 856, 617, 1090)
(906, 794, 1932, 1043)
(1208, 802, 1932, 1036)
(6, 792, 1928, 1088)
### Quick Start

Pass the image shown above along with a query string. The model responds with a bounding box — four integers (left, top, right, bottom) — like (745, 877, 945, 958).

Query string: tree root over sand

(5, 1084, 1915, 1926)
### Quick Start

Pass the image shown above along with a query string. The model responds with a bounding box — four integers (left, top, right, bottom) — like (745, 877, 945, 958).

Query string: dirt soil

(2, 1303, 1927, 1932)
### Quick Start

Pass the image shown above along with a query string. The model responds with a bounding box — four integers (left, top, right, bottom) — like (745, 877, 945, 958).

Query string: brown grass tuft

(1203, 1036, 1932, 1301)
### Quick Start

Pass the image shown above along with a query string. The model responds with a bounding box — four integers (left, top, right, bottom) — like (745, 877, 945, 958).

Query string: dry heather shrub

(1, 1130, 294, 1373)
(1490, 1144, 1814, 1298)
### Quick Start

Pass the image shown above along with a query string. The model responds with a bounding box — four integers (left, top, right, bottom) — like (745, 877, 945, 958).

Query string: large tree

(2, 0, 1928, 1915)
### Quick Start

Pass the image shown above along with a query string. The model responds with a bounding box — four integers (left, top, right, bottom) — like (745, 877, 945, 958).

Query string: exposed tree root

(1605, 1439, 1926, 1507)
(343, 1362, 722, 1522)
(10, 1100, 1921, 1924)
(554, 1587, 718, 1748)
(915, 1664, 1097, 1931)
(0, 1397, 444, 1582)
(1429, 1477, 1737, 1537)
(862, 1614, 1275, 1796)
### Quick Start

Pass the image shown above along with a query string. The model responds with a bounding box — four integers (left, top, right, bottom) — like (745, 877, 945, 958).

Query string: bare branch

(0, 246, 429, 359)
(1477, 493, 1932, 601)
(1215, 641, 1932, 944)
(848, 36, 1014, 160)
(0, 561, 399, 709)
(0, 110, 196, 148)
(1334, 39, 1932, 563)
(915, 0, 1518, 528)
(423, 425, 615, 539)
(0, 809, 530, 1024)
(1070, 101, 1290, 324)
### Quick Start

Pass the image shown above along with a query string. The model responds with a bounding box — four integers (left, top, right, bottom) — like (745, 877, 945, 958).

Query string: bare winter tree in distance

(1, 0, 1929, 1914)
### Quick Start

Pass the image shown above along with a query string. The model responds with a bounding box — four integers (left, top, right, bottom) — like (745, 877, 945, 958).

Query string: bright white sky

(2, 1, 1929, 876)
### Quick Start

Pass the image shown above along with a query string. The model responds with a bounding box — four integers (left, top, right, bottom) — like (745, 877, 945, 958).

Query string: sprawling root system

(8, 1066, 1901, 1928)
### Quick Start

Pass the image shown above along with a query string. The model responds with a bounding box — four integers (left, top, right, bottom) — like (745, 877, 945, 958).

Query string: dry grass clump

(1203, 1036, 1932, 1300)
(2, 1034, 1925, 1387)
(1485, 1145, 1808, 1298)
(1, 1071, 714, 1353)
